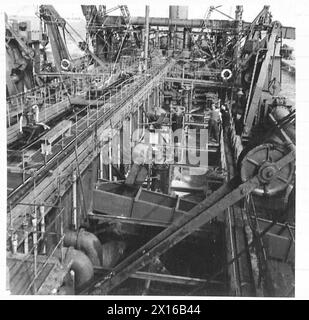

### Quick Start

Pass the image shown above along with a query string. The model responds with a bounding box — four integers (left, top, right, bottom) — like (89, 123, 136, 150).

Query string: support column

(144, 5, 150, 70)
(234, 5, 243, 66)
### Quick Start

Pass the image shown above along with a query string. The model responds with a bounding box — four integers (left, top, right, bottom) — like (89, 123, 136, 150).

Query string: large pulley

(239, 143, 295, 196)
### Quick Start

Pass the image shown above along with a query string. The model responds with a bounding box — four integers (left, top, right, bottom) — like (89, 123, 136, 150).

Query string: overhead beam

(85, 15, 295, 39)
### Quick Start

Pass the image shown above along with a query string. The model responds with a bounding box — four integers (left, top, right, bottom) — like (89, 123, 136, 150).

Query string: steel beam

(164, 77, 237, 88)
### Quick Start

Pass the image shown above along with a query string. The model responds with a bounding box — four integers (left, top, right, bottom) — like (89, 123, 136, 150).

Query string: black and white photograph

(2, 0, 304, 300)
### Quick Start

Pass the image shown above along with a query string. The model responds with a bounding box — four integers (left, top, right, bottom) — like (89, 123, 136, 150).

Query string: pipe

(64, 229, 103, 267)
(64, 247, 94, 290)
(101, 240, 126, 269)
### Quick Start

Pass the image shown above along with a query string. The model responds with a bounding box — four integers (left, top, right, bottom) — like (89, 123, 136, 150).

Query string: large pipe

(63, 247, 94, 290)
(101, 240, 126, 269)
(64, 229, 103, 267)
(92, 16, 237, 29)
(169, 6, 188, 50)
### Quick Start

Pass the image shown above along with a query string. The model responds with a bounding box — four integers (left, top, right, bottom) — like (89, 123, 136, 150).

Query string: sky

(2, 0, 299, 27)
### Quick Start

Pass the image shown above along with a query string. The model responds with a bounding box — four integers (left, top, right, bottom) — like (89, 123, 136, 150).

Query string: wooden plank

(36, 263, 54, 292)
(8, 254, 58, 295)
(10, 261, 33, 294)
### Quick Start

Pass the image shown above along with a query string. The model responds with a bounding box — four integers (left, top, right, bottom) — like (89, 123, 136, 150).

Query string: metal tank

(169, 6, 188, 50)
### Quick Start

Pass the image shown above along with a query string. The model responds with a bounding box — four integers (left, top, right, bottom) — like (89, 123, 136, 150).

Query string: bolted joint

(258, 162, 278, 183)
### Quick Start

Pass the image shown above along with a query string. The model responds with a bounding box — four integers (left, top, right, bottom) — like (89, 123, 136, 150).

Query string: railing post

(75, 113, 78, 138)
(109, 138, 112, 181)
(39, 206, 46, 255)
(22, 151, 25, 183)
(23, 219, 29, 254)
(11, 233, 18, 254)
(32, 207, 38, 294)
(60, 207, 64, 263)
(72, 173, 77, 230)
(87, 105, 89, 127)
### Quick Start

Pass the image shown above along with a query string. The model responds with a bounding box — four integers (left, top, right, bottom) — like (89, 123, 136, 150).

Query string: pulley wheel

(240, 143, 294, 196)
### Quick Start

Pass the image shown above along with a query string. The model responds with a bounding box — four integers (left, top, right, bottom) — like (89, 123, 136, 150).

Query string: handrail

(7, 60, 173, 204)
(8, 204, 65, 295)
(7, 57, 139, 127)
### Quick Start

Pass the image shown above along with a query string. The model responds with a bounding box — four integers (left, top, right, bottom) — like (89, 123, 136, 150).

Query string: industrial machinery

(6, 4, 295, 297)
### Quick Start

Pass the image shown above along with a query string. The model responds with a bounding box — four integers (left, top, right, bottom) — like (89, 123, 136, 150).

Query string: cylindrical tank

(169, 5, 188, 19)
(169, 6, 188, 50)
